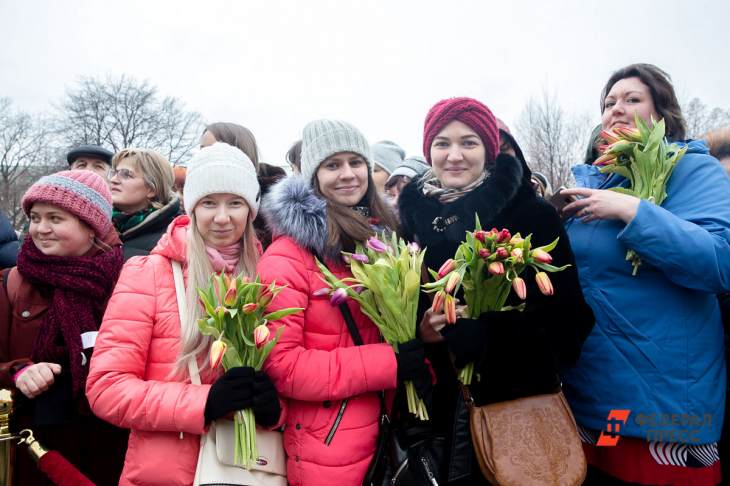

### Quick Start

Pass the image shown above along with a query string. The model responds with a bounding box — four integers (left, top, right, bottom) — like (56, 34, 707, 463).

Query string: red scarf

(16, 237, 124, 395)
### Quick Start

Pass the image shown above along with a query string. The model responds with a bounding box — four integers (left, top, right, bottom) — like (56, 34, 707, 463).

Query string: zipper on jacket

(324, 399, 348, 445)
(420, 456, 439, 486)
(391, 458, 409, 484)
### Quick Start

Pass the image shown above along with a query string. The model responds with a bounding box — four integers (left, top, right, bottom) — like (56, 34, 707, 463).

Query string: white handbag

(172, 261, 288, 486)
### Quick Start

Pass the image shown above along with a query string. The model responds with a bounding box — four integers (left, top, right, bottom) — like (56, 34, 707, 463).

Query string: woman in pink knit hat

(0, 170, 127, 486)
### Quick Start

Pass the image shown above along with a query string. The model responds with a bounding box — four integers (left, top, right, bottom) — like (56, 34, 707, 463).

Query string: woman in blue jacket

(560, 63, 730, 485)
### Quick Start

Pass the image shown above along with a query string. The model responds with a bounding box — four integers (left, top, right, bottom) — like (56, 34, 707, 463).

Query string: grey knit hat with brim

(371, 140, 406, 174)
(300, 119, 372, 184)
(387, 156, 429, 182)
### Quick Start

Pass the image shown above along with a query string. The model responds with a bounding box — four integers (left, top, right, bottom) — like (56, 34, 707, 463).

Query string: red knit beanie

(422, 97, 500, 165)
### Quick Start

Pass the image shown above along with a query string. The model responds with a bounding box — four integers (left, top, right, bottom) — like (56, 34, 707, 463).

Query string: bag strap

(172, 260, 201, 386)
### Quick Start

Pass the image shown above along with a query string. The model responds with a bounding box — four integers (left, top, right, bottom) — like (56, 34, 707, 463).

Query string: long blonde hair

(175, 210, 259, 375)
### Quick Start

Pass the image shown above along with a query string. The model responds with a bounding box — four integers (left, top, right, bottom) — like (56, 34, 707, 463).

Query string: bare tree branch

(515, 89, 593, 189)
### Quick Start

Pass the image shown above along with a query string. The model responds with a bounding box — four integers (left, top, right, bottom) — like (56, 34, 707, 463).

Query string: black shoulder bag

(336, 301, 446, 486)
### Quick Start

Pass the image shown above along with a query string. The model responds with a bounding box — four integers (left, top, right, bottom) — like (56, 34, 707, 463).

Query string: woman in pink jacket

(86, 142, 281, 486)
(258, 119, 433, 486)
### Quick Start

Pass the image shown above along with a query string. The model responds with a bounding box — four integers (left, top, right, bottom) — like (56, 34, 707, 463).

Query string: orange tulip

(444, 294, 457, 324)
(488, 262, 505, 276)
(210, 339, 227, 369)
(445, 272, 461, 294)
(431, 290, 446, 313)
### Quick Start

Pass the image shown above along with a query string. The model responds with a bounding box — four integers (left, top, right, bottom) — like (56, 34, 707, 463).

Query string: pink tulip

(532, 249, 553, 264)
(511, 248, 524, 263)
(437, 259, 456, 279)
(496, 247, 509, 259)
(366, 237, 387, 253)
(512, 277, 527, 300)
(535, 272, 554, 296)
(253, 325, 270, 348)
(488, 262, 505, 276)
(478, 248, 491, 259)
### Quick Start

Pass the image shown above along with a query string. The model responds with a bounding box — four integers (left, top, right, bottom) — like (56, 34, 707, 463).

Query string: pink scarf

(205, 243, 241, 273)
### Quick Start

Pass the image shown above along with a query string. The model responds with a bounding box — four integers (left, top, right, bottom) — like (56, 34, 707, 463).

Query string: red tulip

(497, 229, 511, 243)
(512, 277, 527, 300)
(614, 126, 642, 142)
(242, 303, 258, 314)
(496, 247, 509, 259)
(474, 230, 488, 243)
(258, 288, 273, 308)
(535, 272, 554, 296)
(478, 248, 491, 259)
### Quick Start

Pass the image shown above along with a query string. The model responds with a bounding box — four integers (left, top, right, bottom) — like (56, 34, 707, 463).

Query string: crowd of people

(1, 62, 730, 486)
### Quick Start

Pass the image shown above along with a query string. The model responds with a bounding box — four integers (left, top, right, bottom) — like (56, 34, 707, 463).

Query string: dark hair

(286, 140, 302, 173)
(705, 128, 730, 160)
(600, 63, 686, 140)
(204, 122, 260, 171)
(313, 171, 400, 255)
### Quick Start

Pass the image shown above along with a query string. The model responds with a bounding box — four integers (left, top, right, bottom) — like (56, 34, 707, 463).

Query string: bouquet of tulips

(423, 217, 568, 385)
(594, 113, 687, 275)
(315, 233, 430, 420)
(197, 272, 302, 469)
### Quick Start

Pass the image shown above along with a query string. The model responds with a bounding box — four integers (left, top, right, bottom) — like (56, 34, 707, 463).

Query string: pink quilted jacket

(87, 216, 216, 486)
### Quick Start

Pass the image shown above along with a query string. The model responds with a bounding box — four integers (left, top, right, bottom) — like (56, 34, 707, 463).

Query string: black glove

(396, 339, 432, 408)
(441, 317, 488, 368)
(204, 367, 255, 424)
(252, 371, 281, 428)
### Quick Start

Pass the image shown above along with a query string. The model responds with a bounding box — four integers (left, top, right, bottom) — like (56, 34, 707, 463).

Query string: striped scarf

(419, 168, 489, 204)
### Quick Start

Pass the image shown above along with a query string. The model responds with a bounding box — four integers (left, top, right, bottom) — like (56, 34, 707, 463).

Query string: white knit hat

(184, 142, 261, 218)
(300, 119, 372, 184)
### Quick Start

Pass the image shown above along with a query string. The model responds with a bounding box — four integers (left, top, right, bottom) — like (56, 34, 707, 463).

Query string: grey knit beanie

(300, 119, 372, 184)
(387, 155, 429, 182)
(184, 142, 261, 218)
(371, 140, 406, 174)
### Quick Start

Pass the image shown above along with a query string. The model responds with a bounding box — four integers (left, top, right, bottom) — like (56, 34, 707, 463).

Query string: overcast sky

(1, 0, 728, 163)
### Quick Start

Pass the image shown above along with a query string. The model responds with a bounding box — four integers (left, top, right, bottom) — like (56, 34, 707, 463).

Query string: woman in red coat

(258, 119, 433, 486)
(0, 170, 126, 486)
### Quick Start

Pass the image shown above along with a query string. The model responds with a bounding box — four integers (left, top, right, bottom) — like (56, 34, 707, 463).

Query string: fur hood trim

(262, 175, 334, 259)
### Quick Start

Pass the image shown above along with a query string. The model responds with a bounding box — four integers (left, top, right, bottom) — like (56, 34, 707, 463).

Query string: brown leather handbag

(464, 386, 586, 486)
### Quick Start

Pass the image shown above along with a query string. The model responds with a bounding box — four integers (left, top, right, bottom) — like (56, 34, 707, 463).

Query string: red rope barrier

(37, 450, 95, 486)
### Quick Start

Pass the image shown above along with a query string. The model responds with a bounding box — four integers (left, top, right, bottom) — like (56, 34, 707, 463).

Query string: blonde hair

(112, 148, 175, 209)
(175, 210, 259, 374)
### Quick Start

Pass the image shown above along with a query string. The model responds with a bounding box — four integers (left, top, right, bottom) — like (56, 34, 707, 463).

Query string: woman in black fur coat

(398, 97, 594, 484)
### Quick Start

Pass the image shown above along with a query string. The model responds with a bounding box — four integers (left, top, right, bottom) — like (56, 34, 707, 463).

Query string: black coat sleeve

(441, 200, 594, 403)
(0, 212, 19, 269)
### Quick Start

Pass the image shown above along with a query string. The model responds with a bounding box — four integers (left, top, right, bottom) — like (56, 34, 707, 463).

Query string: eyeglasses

(108, 168, 136, 181)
